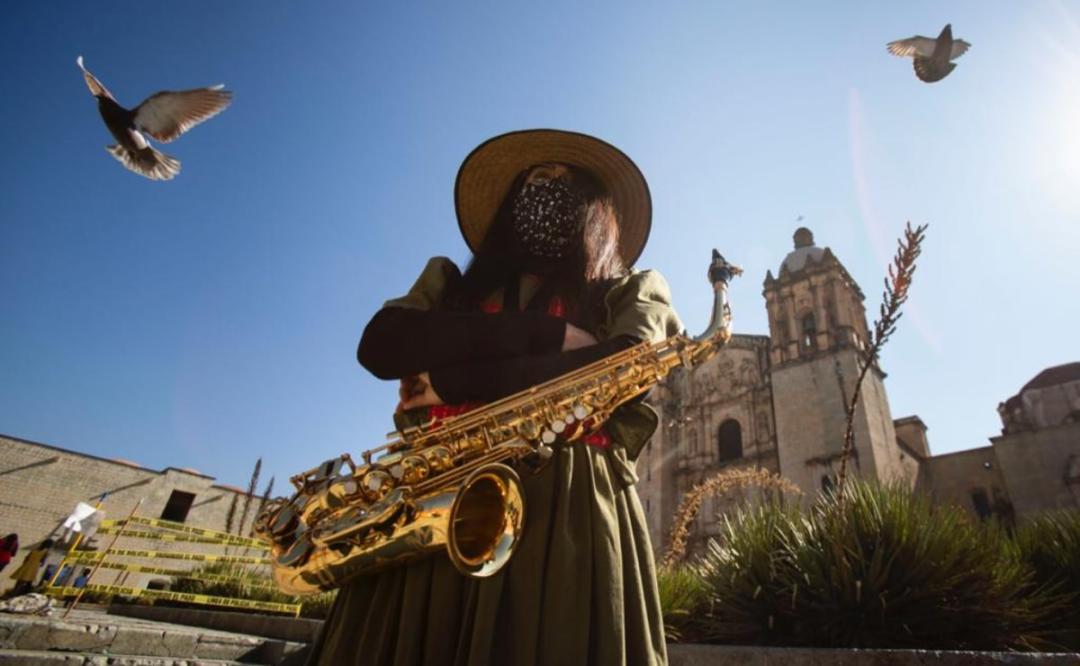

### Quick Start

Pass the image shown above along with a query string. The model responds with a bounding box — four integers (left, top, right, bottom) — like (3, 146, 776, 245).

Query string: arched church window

(717, 419, 742, 462)
(801, 313, 817, 352)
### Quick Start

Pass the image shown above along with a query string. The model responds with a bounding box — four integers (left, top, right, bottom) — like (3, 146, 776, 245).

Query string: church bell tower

(763, 228, 908, 496)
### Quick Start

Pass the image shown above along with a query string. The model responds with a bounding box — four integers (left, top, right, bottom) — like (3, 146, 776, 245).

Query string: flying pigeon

(76, 56, 232, 180)
(887, 24, 971, 83)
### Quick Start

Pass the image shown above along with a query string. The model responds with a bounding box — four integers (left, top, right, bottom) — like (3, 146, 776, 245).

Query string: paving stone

(108, 627, 171, 658)
(11, 621, 51, 650)
(162, 631, 200, 657)
(45, 621, 118, 652)
(0, 649, 246, 665)
(191, 634, 264, 661)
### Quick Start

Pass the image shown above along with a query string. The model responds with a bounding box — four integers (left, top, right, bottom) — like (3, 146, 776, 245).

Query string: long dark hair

(442, 164, 626, 328)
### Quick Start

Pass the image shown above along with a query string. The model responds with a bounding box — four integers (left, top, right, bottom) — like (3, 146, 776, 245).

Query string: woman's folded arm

(427, 335, 639, 404)
(357, 307, 567, 379)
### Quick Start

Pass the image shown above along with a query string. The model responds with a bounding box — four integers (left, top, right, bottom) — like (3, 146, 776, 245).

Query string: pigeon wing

(134, 87, 233, 143)
(886, 37, 938, 58)
(950, 39, 971, 59)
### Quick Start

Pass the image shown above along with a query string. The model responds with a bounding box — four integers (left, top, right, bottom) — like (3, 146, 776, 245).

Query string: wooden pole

(63, 498, 142, 619)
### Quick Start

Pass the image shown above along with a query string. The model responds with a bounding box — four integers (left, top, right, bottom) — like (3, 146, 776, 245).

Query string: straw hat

(454, 129, 652, 267)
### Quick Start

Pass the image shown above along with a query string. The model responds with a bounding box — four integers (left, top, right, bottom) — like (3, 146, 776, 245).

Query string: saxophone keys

(572, 403, 590, 420)
(541, 429, 557, 444)
(362, 470, 392, 500)
(551, 419, 566, 434)
(536, 443, 554, 461)
(518, 420, 541, 441)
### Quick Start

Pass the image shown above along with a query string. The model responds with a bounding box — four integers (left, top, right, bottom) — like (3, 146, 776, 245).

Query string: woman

(310, 130, 682, 666)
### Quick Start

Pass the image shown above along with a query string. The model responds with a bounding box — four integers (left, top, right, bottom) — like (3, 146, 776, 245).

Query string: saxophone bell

(446, 464, 526, 577)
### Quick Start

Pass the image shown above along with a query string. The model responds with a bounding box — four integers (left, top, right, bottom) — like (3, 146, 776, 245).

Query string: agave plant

(656, 564, 710, 642)
(692, 481, 1059, 650)
(1013, 511, 1080, 650)
(694, 502, 804, 646)
(788, 482, 1049, 650)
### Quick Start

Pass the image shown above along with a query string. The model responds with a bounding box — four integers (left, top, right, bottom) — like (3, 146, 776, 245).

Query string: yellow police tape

(47, 584, 300, 616)
(100, 517, 267, 549)
(62, 559, 279, 589)
(95, 526, 270, 550)
(67, 549, 270, 565)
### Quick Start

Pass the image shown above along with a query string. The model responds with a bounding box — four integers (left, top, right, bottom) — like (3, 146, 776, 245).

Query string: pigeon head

(76, 56, 113, 100)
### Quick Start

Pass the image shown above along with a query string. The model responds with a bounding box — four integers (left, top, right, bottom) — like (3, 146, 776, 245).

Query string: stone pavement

(0, 607, 307, 665)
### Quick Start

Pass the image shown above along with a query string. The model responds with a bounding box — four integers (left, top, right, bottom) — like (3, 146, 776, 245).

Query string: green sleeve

(599, 269, 684, 343)
(381, 257, 462, 311)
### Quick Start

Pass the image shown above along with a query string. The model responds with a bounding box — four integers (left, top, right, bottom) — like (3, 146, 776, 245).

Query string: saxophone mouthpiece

(708, 248, 743, 287)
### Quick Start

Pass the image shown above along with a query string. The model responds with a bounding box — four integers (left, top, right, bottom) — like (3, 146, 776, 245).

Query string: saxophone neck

(676, 249, 741, 368)
(691, 249, 742, 345)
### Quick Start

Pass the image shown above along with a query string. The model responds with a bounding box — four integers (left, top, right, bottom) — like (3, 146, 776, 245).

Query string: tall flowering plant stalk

(836, 222, 927, 490)
(662, 466, 801, 569)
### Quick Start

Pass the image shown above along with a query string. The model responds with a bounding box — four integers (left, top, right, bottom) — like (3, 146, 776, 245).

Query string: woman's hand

(396, 372, 444, 412)
(562, 323, 598, 351)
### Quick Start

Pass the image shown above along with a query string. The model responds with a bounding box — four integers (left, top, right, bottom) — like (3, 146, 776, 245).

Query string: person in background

(39, 562, 59, 587)
(49, 563, 76, 588)
(73, 568, 92, 589)
(0, 534, 17, 574)
(8, 538, 54, 597)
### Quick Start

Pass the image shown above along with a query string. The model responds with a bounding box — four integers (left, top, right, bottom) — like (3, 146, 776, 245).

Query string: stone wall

(916, 445, 1009, 520)
(992, 422, 1080, 518)
(0, 434, 254, 591)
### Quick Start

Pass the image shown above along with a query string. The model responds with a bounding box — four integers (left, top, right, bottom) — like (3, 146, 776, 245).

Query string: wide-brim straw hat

(454, 129, 652, 267)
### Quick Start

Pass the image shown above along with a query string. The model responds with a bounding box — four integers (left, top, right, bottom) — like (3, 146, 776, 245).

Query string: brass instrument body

(254, 251, 741, 596)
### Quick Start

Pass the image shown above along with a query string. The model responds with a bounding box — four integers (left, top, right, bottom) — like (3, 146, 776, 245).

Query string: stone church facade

(637, 228, 1079, 556)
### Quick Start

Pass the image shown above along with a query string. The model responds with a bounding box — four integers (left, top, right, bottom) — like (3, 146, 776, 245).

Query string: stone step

(0, 648, 249, 665)
(0, 610, 306, 665)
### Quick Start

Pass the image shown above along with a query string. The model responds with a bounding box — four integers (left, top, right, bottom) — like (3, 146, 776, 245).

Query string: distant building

(0, 433, 254, 591)
(638, 228, 1079, 556)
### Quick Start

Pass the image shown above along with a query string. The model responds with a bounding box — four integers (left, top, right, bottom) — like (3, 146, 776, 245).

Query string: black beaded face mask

(510, 177, 584, 260)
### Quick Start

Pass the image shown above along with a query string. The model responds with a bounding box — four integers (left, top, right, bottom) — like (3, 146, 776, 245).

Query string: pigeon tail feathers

(913, 58, 955, 83)
(106, 144, 181, 181)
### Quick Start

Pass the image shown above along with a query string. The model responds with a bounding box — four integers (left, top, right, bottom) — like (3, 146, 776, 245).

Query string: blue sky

(2, 2, 1078, 491)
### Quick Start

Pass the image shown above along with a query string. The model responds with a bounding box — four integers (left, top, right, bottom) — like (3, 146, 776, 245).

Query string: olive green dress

(308, 257, 683, 666)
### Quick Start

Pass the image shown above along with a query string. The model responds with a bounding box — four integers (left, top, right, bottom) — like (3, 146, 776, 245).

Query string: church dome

(780, 227, 826, 273)
(1019, 362, 1080, 393)
(1001, 361, 1080, 420)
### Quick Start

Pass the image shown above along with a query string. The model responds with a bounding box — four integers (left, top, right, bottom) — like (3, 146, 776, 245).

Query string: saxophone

(254, 250, 741, 595)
